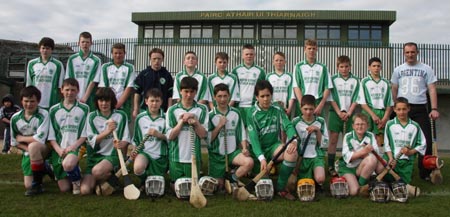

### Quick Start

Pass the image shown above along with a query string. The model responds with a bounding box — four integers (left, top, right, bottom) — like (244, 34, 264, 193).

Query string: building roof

(132, 10, 396, 25)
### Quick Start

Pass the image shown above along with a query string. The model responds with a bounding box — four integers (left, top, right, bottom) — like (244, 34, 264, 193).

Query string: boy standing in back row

(26, 37, 65, 110)
(232, 44, 266, 125)
(293, 39, 332, 116)
(66, 31, 102, 111)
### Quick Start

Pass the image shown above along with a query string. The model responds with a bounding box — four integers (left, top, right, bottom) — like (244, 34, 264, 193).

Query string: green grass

(0, 154, 449, 217)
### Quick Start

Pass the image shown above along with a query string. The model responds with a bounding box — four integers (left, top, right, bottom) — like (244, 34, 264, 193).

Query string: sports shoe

(278, 190, 296, 201)
(328, 167, 338, 177)
(72, 181, 81, 195)
(25, 184, 43, 196)
(44, 161, 56, 181)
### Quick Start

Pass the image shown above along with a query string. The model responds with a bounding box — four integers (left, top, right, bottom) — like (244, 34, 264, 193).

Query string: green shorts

(85, 153, 119, 175)
(328, 110, 352, 133)
(238, 107, 251, 127)
(138, 152, 168, 176)
(49, 150, 78, 180)
(208, 149, 241, 178)
(169, 160, 200, 182)
(337, 158, 357, 176)
(362, 109, 385, 135)
(298, 157, 325, 179)
(250, 142, 282, 174)
(382, 158, 414, 184)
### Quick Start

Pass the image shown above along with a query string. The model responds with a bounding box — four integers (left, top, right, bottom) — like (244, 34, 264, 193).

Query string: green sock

(358, 176, 367, 186)
(276, 160, 296, 191)
(328, 154, 336, 168)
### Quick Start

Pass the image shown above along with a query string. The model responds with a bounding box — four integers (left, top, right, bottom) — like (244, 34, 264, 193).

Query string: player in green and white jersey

(208, 83, 253, 190)
(383, 97, 426, 184)
(66, 32, 102, 111)
(293, 39, 332, 116)
(10, 86, 50, 196)
(26, 37, 64, 110)
(292, 95, 329, 190)
(207, 52, 240, 109)
(232, 44, 265, 125)
(48, 78, 89, 195)
(358, 57, 393, 147)
(166, 77, 208, 183)
(99, 43, 135, 120)
(327, 55, 360, 177)
(266, 51, 295, 117)
(80, 87, 130, 195)
(337, 113, 380, 196)
(172, 51, 209, 105)
(132, 88, 168, 187)
(247, 80, 298, 200)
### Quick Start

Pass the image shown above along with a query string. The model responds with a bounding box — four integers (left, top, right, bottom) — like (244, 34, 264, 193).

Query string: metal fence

(64, 39, 450, 84)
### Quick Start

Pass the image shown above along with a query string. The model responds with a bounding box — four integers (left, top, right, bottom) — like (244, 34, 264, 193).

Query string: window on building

(220, 24, 254, 39)
(304, 24, 340, 43)
(180, 25, 213, 38)
(348, 24, 382, 45)
(261, 24, 297, 39)
(144, 25, 174, 38)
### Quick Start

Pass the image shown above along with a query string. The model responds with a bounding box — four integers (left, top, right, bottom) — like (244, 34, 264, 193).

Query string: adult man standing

(391, 42, 440, 180)
(133, 48, 174, 118)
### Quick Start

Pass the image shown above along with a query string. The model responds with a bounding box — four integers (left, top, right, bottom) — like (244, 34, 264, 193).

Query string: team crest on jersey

(350, 84, 354, 90)
(253, 73, 256, 78)
(160, 78, 166, 85)
(315, 71, 320, 76)
(86, 65, 91, 70)
(231, 120, 236, 127)
(284, 80, 288, 85)
(408, 133, 413, 140)
(49, 69, 54, 74)
(381, 87, 385, 93)
(74, 116, 80, 123)
(158, 126, 163, 131)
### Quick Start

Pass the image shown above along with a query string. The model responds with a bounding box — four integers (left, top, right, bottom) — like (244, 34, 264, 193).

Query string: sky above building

(0, 0, 448, 44)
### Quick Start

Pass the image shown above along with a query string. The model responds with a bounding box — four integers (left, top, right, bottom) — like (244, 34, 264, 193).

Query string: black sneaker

(44, 161, 55, 181)
(328, 167, 338, 177)
(24, 185, 43, 196)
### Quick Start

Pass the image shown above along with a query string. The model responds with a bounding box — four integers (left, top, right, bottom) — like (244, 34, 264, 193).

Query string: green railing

(63, 38, 450, 86)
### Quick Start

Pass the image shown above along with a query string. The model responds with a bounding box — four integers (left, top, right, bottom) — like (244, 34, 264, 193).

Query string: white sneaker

(72, 181, 81, 195)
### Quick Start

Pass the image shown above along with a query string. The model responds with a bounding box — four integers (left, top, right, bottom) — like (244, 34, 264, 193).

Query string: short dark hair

(301, 94, 316, 107)
(353, 113, 369, 124)
(403, 42, 418, 51)
(215, 52, 229, 62)
(20, 86, 41, 101)
(145, 88, 162, 99)
(38, 37, 55, 50)
(185, 51, 197, 57)
(79, 32, 92, 41)
(180, 77, 198, 91)
(336, 55, 351, 66)
(273, 51, 285, 59)
(254, 80, 273, 96)
(111, 43, 126, 53)
(95, 87, 117, 110)
(242, 44, 255, 50)
(213, 83, 229, 96)
(62, 78, 79, 90)
(368, 57, 382, 66)
(149, 48, 164, 58)
(395, 97, 410, 108)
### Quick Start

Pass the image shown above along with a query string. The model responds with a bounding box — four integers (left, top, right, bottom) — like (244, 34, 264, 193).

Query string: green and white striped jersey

(172, 69, 209, 102)
(329, 73, 360, 111)
(207, 71, 240, 104)
(208, 107, 246, 155)
(293, 60, 332, 100)
(48, 101, 89, 149)
(232, 63, 265, 108)
(99, 62, 136, 100)
(165, 102, 208, 163)
(358, 75, 393, 109)
(66, 51, 102, 100)
(26, 56, 65, 109)
(384, 117, 426, 161)
(266, 71, 294, 107)
(247, 103, 296, 160)
(341, 131, 379, 168)
(86, 110, 130, 156)
(292, 116, 329, 158)
(10, 108, 49, 146)
(133, 110, 168, 159)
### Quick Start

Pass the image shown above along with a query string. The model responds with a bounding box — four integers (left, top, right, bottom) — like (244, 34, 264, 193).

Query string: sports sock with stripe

(277, 160, 296, 191)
